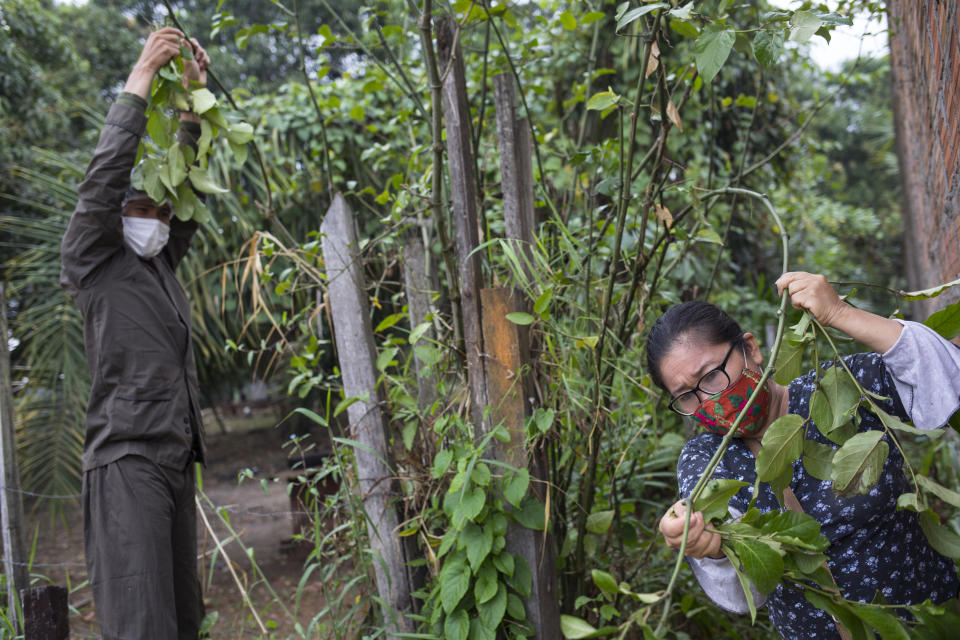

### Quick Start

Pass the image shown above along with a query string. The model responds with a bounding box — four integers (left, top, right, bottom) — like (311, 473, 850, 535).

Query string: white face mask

(122, 216, 170, 259)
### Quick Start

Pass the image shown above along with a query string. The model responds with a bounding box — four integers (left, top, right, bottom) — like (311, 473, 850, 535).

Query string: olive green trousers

(83, 454, 203, 640)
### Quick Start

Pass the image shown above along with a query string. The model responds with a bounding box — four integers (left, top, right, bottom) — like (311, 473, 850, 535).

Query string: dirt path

(27, 425, 358, 639)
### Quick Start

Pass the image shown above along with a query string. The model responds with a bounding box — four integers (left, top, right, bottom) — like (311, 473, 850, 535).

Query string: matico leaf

(167, 143, 188, 187)
(923, 299, 960, 339)
(722, 544, 757, 622)
(872, 404, 942, 438)
(848, 606, 910, 640)
(817, 365, 861, 432)
(801, 438, 834, 481)
(147, 109, 172, 148)
(759, 510, 829, 551)
(694, 24, 736, 84)
(788, 550, 829, 574)
(191, 88, 217, 114)
(916, 475, 960, 509)
(773, 334, 806, 385)
(592, 569, 618, 596)
(919, 509, 960, 559)
(731, 539, 783, 595)
(756, 414, 804, 484)
(189, 166, 228, 194)
(830, 431, 888, 498)
(197, 120, 213, 161)
(559, 615, 618, 639)
(804, 591, 872, 640)
(692, 478, 748, 523)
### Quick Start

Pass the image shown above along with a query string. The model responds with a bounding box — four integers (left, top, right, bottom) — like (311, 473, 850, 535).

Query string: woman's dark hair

(645, 301, 745, 391)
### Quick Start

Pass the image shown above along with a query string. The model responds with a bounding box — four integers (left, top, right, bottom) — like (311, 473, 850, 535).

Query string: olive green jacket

(60, 96, 207, 471)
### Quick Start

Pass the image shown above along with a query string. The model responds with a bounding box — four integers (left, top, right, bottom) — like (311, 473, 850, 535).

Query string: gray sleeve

(882, 320, 960, 429)
(685, 507, 767, 614)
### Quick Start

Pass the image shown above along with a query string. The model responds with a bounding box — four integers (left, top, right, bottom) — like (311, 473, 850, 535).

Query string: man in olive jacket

(60, 28, 211, 639)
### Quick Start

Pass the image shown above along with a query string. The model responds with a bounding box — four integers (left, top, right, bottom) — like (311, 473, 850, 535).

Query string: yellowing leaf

(654, 203, 673, 227)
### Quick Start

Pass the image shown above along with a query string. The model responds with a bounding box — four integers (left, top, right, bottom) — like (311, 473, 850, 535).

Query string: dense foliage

(4, 0, 960, 638)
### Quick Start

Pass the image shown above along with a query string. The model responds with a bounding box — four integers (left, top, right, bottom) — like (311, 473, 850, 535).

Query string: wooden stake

(0, 282, 27, 628)
(321, 194, 416, 636)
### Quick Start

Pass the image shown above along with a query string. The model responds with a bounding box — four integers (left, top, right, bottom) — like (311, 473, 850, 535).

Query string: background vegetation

(4, 0, 958, 637)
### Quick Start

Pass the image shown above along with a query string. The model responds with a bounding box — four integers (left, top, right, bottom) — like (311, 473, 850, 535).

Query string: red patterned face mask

(692, 368, 770, 436)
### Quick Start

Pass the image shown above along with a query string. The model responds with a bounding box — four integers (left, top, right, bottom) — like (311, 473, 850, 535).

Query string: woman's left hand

(775, 272, 846, 328)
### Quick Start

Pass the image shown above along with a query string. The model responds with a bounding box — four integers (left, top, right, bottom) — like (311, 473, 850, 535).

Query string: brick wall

(888, 0, 960, 318)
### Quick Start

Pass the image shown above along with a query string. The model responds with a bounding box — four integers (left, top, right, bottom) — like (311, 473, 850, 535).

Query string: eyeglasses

(668, 337, 744, 415)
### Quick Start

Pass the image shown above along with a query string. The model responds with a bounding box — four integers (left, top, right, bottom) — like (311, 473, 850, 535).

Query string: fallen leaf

(646, 41, 661, 78)
(654, 203, 673, 228)
(666, 99, 683, 131)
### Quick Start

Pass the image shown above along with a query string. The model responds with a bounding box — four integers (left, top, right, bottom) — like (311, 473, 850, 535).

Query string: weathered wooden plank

(320, 194, 416, 636)
(493, 73, 536, 282)
(437, 17, 489, 431)
(402, 217, 438, 410)
(0, 282, 27, 627)
(480, 288, 560, 640)
(21, 586, 68, 640)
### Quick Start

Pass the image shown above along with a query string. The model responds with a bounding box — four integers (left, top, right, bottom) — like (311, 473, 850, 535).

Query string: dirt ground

(26, 414, 358, 639)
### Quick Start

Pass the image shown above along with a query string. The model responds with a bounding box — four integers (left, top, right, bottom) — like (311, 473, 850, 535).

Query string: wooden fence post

(401, 217, 438, 410)
(437, 17, 490, 432)
(494, 73, 536, 282)
(0, 282, 27, 628)
(321, 194, 417, 637)
(20, 586, 68, 640)
(481, 289, 561, 640)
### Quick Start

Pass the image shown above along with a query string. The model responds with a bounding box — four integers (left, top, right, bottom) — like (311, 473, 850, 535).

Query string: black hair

(645, 300, 745, 391)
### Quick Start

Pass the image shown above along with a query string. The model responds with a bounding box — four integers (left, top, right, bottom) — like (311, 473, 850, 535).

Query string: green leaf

(721, 545, 757, 622)
(433, 449, 453, 478)
(197, 119, 213, 160)
(514, 496, 545, 531)
(788, 551, 829, 574)
(731, 539, 783, 595)
(849, 605, 910, 640)
(581, 11, 605, 25)
(561, 615, 597, 639)
(818, 366, 861, 432)
(616, 3, 666, 31)
(695, 228, 724, 244)
(670, 18, 699, 39)
(586, 90, 620, 111)
(459, 486, 486, 522)
(694, 24, 736, 85)
(477, 581, 507, 630)
(789, 10, 823, 43)
(802, 439, 834, 481)
(493, 550, 514, 577)
(692, 478, 748, 522)
(592, 569, 618, 595)
(444, 609, 470, 640)
(917, 475, 960, 509)
(439, 552, 471, 613)
(189, 166, 228, 194)
(191, 88, 217, 114)
(506, 592, 525, 620)
(147, 109, 172, 148)
(503, 468, 529, 507)
(471, 462, 492, 487)
(226, 122, 255, 145)
(586, 509, 614, 534)
(756, 413, 804, 484)
(923, 299, 960, 339)
(559, 11, 577, 31)
(830, 431, 888, 498)
(773, 334, 805, 385)
(506, 312, 535, 325)
(507, 555, 533, 598)
(461, 522, 493, 571)
(804, 591, 871, 640)
(753, 29, 785, 67)
(376, 346, 398, 372)
(759, 510, 829, 551)
(474, 562, 498, 604)
(919, 510, 960, 559)
(872, 404, 942, 438)
(900, 277, 960, 301)
(349, 105, 365, 121)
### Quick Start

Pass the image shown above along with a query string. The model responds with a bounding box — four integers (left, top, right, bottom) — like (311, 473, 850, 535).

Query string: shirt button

(182, 417, 189, 424)
(185, 428, 191, 434)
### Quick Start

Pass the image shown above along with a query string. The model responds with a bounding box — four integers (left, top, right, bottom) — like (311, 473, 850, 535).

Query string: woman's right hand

(659, 500, 724, 559)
